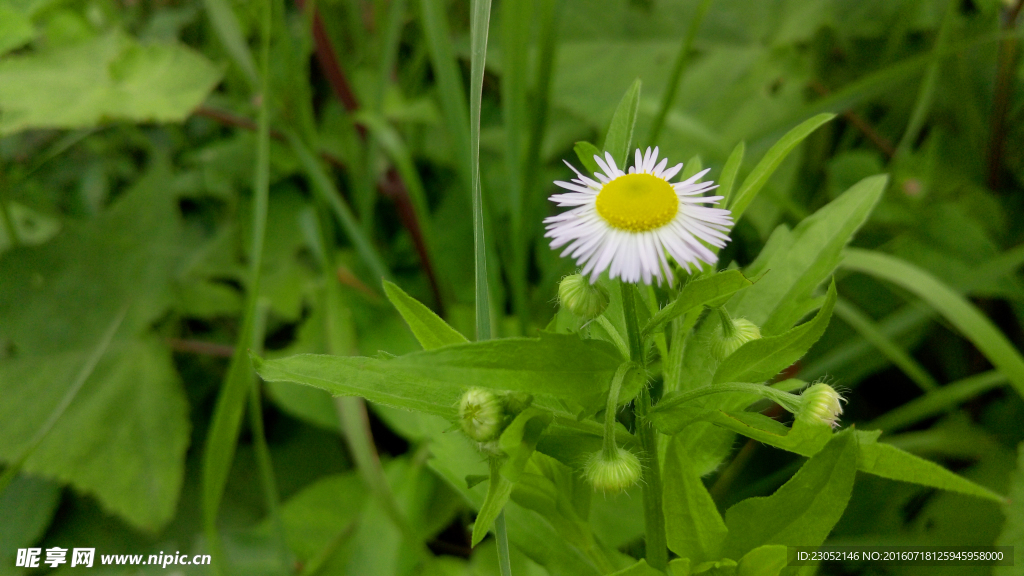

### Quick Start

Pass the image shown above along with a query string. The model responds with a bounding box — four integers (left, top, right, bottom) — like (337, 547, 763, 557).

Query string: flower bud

(558, 274, 609, 318)
(711, 317, 761, 360)
(796, 383, 845, 429)
(584, 447, 642, 493)
(458, 388, 505, 442)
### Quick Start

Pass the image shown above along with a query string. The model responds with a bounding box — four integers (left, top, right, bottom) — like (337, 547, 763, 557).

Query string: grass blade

(867, 371, 1007, 433)
(202, 0, 259, 87)
(470, 0, 493, 342)
(717, 141, 744, 209)
(896, 0, 956, 156)
(201, 1, 272, 570)
(648, 0, 713, 144)
(501, 0, 530, 331)
(842, 248, 1024, 401)
(418, 0, 473, 195)
(729, 113, 834, 222)
(834, 298, 938, 392)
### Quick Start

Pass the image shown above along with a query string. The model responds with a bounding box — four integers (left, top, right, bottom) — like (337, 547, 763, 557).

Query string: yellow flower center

(595, 173, 679, 232)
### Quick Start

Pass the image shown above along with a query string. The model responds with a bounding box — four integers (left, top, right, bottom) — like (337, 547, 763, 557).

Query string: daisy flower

(544, 147, 733, 285)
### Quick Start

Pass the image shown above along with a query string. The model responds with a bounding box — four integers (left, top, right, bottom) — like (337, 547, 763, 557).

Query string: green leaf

(609, 559, 666, 576)
(714, 281, 837, 385)
(721, 429, 858, 559)
(718, 142, 745, 209)
(842, 248, 1024, 401)
(729, 175, 886, 335)
(384, 280, 468, 350)
(736, 545, 787, 576)
(252, 333, 622, 416)
(729, 113, 835, 221)
(855, 431, 1006, 503)
(0, 338, 189, 530)
(0, 475, 61, 569)
(0, 3, 34, 56)
(473, 459, 515, 546)
(0, 31, 221, 135)
(995, 443, 1024, 576)
(201, 0, 258, 86)
(644, 270, 754, 337)
(574, 141, 603, 174)
(602, 78, 642, 169)
(867, 370, 1007, 433)
(499, 408, 553, 483)
(664, 439, 727, 564)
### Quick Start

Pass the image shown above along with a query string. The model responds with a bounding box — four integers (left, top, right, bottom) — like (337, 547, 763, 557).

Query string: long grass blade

(834, 298, 938, 392)
(867, 371, 1008, 433)
(470, 0, 493, 342)
(502, 0, 531, 332)
(648, 0, 713, 144)
(201, 0, 272, 570)
(896, 0, 956, 155)
(842, 248, 1024, 401)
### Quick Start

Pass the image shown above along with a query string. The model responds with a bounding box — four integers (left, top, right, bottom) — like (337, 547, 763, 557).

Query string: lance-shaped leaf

(499, 408, 553, 483)
(602, 79, 642, 168)
(574, 141, 603, 174)
(714, 280, 837, 385)
(252, 332, 622, 417)
(472, 459, 515, 546)
(643, 270, 754, 337)
(722, 429, 858, 559)
(384, 280, 468, 350)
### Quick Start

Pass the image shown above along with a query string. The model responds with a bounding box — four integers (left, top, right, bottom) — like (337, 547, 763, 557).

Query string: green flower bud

(458, 388, 505, 442)
(558, 274, 610, 318)
(796, 383, 845, 429)
(711, 316, 761, 360)
(584, 447, 642, 493)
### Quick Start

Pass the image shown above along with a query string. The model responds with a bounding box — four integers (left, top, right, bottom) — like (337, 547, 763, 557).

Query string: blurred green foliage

(1, 0, 1023, 574)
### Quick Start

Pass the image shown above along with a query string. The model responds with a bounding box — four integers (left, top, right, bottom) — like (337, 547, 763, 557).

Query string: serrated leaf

(0, 31, 221, 135)
(252, 333, 622, 415)
(729, 175, 885, 336)
(722, 429, 858, 559)
(664, 439, 727, 564)
(714, 280, 836, 385)
(384, 280, 468, 350)
(644, 270, 754, 337)
(730, 113, 835, 221)
(602, 79, 641, 168)
(574, 141, 603, 174)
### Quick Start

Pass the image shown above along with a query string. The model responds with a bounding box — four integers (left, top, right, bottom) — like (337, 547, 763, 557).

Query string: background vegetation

(0, 0, 1023, 574)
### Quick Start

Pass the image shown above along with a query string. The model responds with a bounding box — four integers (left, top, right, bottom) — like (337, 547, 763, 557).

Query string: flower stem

(603, 362, 636, 459)
(619, 281, 667, 570)
(495, 511, 513, 576)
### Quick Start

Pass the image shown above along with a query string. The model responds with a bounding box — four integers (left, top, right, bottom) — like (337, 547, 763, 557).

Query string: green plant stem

(636, 388, 667, 571)
(603, 363, 636, 458)
(653, 382, 802, 415)
(495, 512, 513, 576)
(648, 0, 713, 144)
(619, 281, 667, 570)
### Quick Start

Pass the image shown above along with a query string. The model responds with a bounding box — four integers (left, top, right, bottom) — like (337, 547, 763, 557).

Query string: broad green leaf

(0, 163, 194, 531)
(574, 141, 603, 174)
(609, 559, 665, 576)
(0, 475, 61, 569)
(721, 429, 858, 559)
(384, 280, 468, 350)
(994, 444, 1024, 576)
(0, 3, 34, 56)
(729, 175, 886, 335)
(736, 545, 787, 576)
(714, 281, 837, 385)
(0, 31, 221, 135)
(664, 439, 727, 564)
(0, 338, 189, 530)
(277, 472, 367, 565)
(842, 248, 1024, 401)
(473, 460, 515, 546)
(643, 270, 754, 337)
(668, 558, 691, 576)
(602, 78, 642, 169)
(252, 333, 622, 416)
(729, 113, 835, 221)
